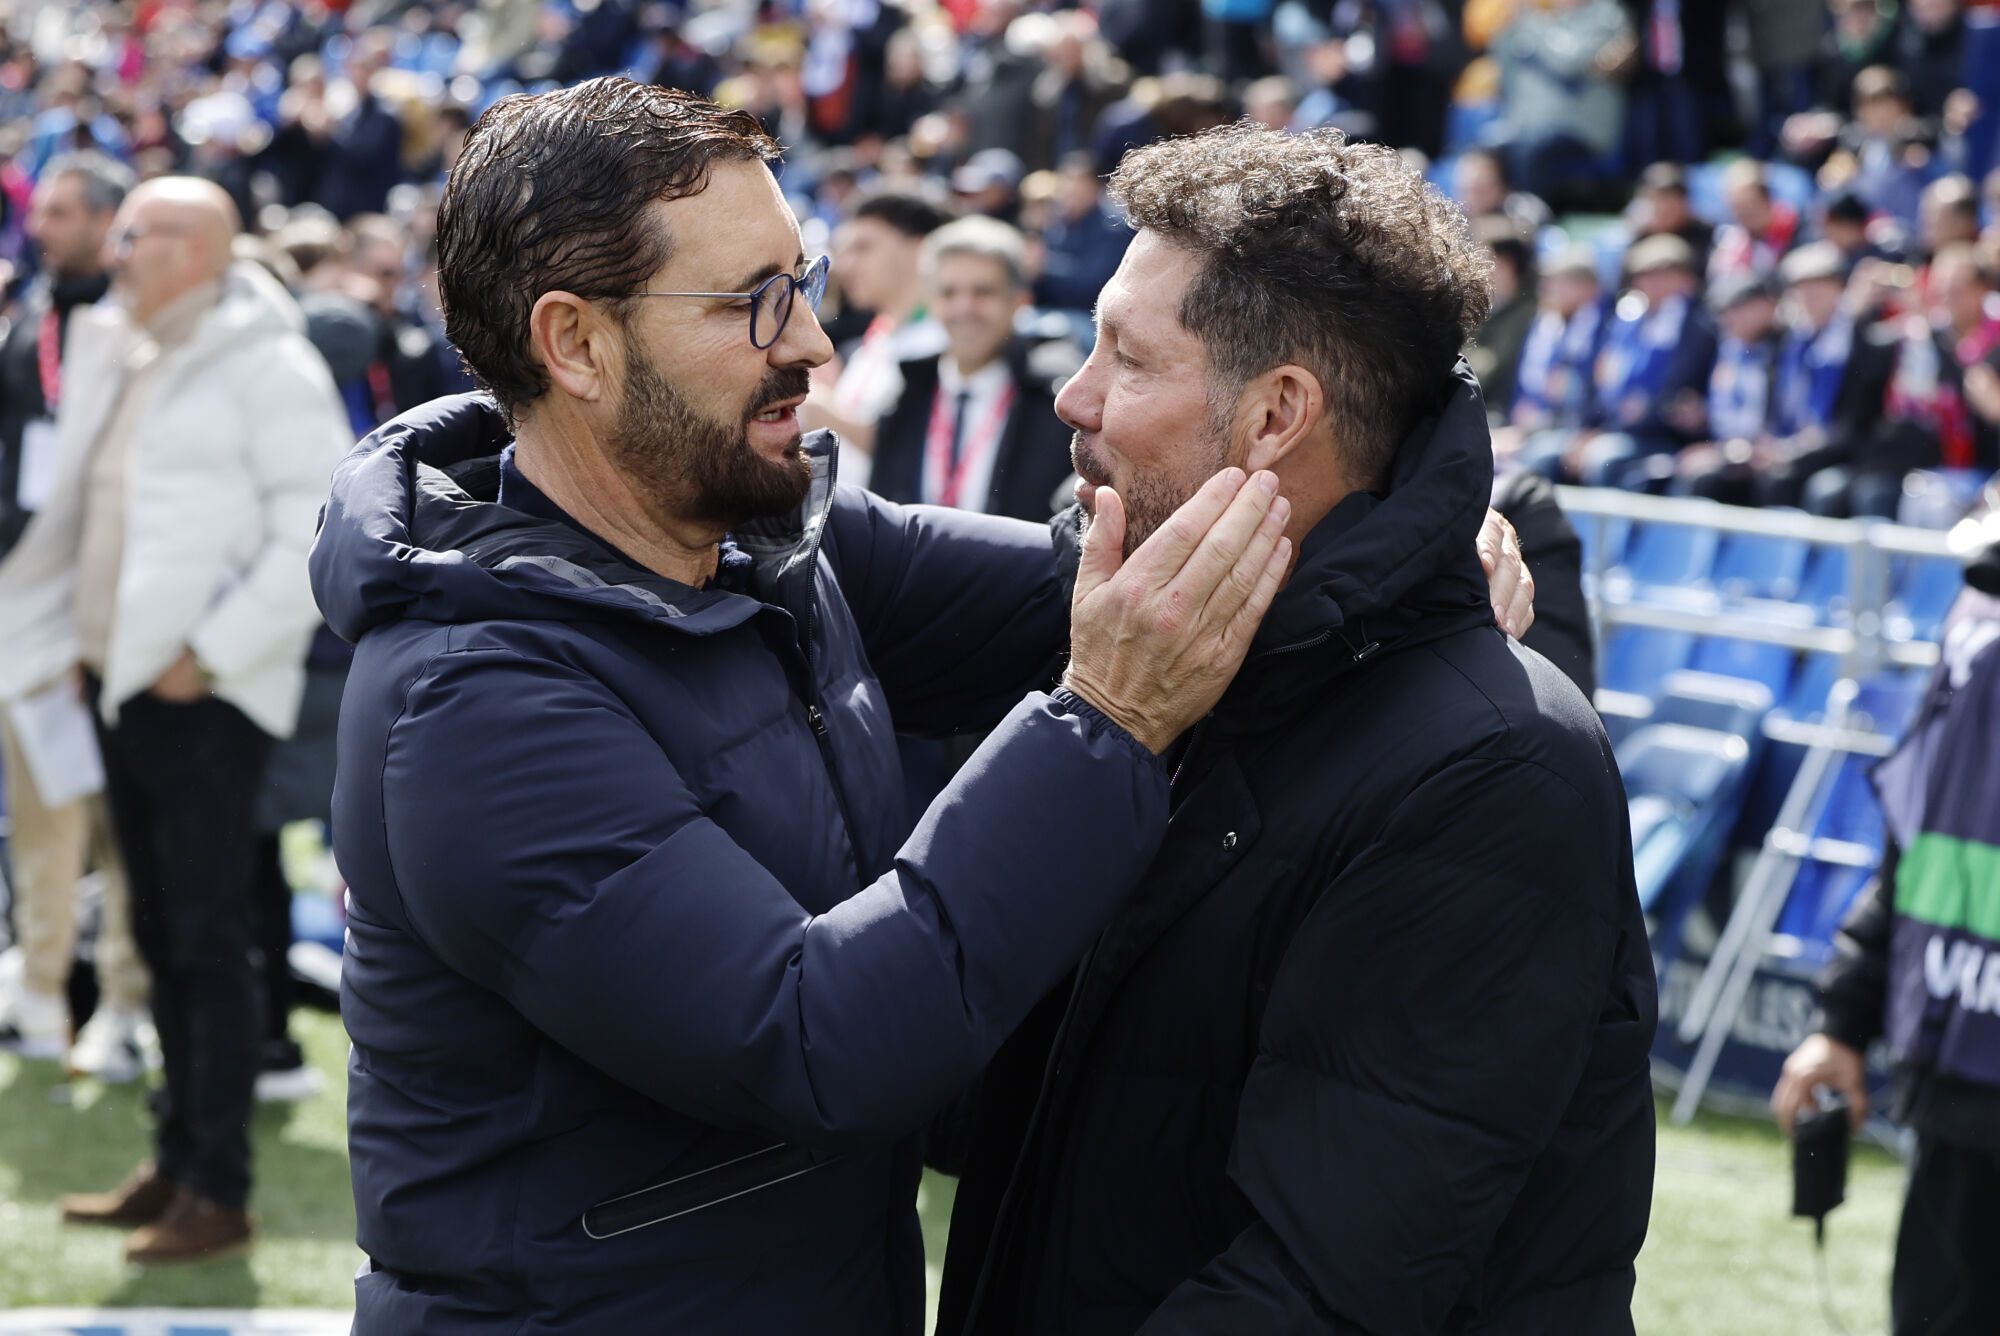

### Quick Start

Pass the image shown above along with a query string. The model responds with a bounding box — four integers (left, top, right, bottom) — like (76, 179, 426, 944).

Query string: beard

(611, 354, 814, 530)
(1072, 426, 1231, 560)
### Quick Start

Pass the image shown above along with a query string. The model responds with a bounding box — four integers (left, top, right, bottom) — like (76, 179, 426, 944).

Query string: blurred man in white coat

(0, 177, 348, 1263)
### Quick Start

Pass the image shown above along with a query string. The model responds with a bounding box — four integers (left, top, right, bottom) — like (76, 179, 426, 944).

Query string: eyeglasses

(627, 254, 831, 350)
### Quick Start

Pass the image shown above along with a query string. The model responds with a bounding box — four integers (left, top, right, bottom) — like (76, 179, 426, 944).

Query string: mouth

(748, 396, 805, 433)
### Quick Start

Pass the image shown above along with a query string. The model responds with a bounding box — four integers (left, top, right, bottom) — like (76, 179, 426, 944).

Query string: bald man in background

(0, 177, 350, 1262)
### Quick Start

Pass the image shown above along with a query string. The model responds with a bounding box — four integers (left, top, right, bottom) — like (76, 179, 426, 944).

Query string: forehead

(1099, 231, 1202, 343)
(933, 250, 1012, 286)
(655, 157, 800, 281)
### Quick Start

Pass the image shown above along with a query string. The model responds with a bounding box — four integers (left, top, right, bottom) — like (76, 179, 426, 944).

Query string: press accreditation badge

(17, 417, 59, 511)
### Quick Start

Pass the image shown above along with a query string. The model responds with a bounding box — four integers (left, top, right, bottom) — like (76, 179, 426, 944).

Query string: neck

(950, 345, 1003, 378)
(880, 283, 922, 326)
(513, 414, 725, 588)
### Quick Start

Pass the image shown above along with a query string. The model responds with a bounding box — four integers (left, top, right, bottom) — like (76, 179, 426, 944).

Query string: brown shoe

(123, 1187, 254, 1265)
(60, 1161, 179, 1228)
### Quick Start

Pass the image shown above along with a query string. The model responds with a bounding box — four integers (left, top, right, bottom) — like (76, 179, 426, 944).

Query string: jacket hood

(309, 393, 825, 645)
(1250, 359, 1495, 657)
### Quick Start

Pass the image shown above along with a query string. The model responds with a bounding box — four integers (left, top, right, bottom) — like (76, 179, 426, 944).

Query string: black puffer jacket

(939, 365, 1658, 1336)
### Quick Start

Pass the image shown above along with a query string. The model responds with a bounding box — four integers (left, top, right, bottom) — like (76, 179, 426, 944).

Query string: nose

(773, 293, 834, 370)
(1053, 350, 1103, 433)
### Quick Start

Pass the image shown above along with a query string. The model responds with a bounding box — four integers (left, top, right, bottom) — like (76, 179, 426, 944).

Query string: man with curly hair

(936, 123, 1657, 1336)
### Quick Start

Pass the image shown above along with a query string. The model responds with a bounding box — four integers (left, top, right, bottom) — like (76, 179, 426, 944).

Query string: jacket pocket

(581, 1142, 842, 1240)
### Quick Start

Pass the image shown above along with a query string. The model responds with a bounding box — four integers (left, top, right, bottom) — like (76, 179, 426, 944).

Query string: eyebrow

(719, 252, 806, 296)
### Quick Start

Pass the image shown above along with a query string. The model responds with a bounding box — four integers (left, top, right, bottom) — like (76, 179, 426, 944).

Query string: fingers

(1771, 1071, 1803, 1138)
(1201, 487, 1291, 625)
(1161, 470, 1280, 609)
(1220, 535, 1291, 655)
(1843, 1072, 1871, 1131)
(1506, 565, 1536, 638)
(1075, 486, 1126, 601)
(1122, 468, 1247, 583)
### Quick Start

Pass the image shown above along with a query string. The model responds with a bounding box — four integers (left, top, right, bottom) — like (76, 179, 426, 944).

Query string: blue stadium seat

(1852, 667, 1928, 739)
(1812, 754, 1886, 852)
(1774, 860, 1873, 958)
(1576, 515, 1632, 576)
(1886, 556, 1964, 642)
(1652, 670, 1774, 740)
(1688, 635, 1798, 699)
(1624, 523, 1719, 592)
(1711, 528, 1810, 601)
(1775, 652, 1841, 721)
(1618, 723, 1752, 915)
(1601, 627, 1698, 699)
(1798, 546, 1851, 621)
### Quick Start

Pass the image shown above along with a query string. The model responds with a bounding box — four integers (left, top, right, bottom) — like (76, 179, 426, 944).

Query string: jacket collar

(310, 392, 837, 648)
(1241, 359, 1496, 670)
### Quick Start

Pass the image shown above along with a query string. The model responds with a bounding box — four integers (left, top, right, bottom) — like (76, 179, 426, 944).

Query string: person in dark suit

(870, 217, 1081, 523)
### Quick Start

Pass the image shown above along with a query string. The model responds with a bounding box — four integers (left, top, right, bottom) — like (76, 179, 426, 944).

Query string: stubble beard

(611, 354, 814, 530)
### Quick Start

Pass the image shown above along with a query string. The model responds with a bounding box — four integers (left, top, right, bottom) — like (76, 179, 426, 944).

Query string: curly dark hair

(1108, 122, 1491, 486)
(436, 77, 778, 421)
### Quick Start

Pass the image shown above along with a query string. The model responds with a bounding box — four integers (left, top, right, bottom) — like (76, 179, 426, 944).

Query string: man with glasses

(0, 175, 349, 1261)
(313, 78, 1297, 1333)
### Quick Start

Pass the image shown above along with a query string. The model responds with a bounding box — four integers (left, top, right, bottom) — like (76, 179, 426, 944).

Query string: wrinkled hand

(1064, 470, 1291, 753)
(149, 648, 211, 704)
(1771, 1033, 1869, 1137)
(1477, 508, 1535, 638)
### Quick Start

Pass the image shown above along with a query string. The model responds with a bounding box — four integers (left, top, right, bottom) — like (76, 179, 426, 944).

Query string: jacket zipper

(790, 482, 863, 866)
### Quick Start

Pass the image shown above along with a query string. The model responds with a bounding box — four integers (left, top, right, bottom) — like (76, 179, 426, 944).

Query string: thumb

(1076, 487, 1126, 600)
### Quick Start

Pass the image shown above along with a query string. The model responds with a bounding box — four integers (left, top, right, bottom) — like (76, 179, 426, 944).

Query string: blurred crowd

(0, 0, 1986, 526)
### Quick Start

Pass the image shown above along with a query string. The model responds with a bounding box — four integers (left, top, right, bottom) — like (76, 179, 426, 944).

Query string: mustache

(749, 367, 812, 418)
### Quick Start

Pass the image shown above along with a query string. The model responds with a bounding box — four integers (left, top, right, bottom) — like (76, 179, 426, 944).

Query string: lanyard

(924, 379, 1014, 509)
(37, 306, 61, 413)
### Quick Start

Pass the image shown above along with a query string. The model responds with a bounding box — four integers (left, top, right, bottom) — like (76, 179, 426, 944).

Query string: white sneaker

(0, 985, 71, 1062)
(254, 1063, 326, 1103)
(67, 1005, 153, 1083)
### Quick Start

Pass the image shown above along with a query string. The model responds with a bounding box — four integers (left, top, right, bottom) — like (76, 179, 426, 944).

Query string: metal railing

(1554, 488, 1959, 1122)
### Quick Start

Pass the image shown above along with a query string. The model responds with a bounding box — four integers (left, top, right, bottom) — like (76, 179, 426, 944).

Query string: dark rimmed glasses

(628, 254, 831, 350)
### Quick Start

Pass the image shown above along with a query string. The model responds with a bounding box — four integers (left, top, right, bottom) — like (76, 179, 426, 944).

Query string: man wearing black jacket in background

(869, 217, 1079, 523)
(0, 152, 128, 558)
(938, 123, 1656, 1336)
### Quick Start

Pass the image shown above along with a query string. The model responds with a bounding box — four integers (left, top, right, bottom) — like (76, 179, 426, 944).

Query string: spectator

(0, 178, 348, 1264)
(1896, 0, 1969, 121)
(344, 214, 456, 423)
(1820, 186, 1902, 271)
(1792, 244, 2000, 515)
(1710, 158, 1801, 283)
(870, 217, 1079, 521)
(1919, 174, 1983, 263)
(1630, 161, 1717, 274)
(0, 151, 154, 1085)
(1450, 146, 1553, 237)
(1768, 240, 1860, 474)
(799, 189, 955, 482)
(1837, 66, 1939, 229)
(1504, 245, 1606, 438)
(1468, 216, 1538, 415)
(315, 31, 406, 221)
(1488, 0, 1630, 203)
(1545, 233, 1717, 488)
(1674, 275, 1786, 500)
(952, 147, 1026, 223)
(1031, 152, 1130, 313)
(1743, 0, 1832, 158)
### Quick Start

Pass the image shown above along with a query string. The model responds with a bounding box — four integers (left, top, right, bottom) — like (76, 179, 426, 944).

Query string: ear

(1238, 363, 1324, 474)
(529, 291, 620, 404)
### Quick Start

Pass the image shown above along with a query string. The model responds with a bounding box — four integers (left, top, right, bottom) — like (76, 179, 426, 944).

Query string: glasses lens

(753, 275, 792, 350)
(803, 256, 829, 313)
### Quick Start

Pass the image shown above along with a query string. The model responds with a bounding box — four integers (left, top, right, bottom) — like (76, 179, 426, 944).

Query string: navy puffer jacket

(310, 394, 1166, 1334)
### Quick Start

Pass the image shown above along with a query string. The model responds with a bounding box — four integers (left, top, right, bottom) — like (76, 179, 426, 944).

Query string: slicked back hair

(1108, 122, 1491, 487)
(435, 77, 778, 421)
